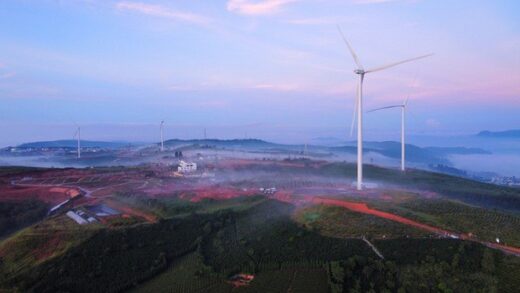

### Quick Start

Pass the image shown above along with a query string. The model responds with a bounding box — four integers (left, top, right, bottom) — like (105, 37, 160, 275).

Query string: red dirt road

(303, 196, 520, 257)
(310, 197, 451, 235)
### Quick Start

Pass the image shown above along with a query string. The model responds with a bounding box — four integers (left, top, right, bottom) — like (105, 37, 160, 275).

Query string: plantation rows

(399, 199, 520, 246)
(3, 198, 520, 292)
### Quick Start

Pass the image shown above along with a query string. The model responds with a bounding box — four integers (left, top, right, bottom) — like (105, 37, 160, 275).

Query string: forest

(2, 199, 519, 292)
(0, 200, 49, 238)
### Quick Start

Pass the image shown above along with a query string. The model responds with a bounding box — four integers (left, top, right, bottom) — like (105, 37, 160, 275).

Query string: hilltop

(15, 140, 132, 149)
(0, 157, 519, 292)
(477, 129, 520, 138)
(163, 138, 279, 148)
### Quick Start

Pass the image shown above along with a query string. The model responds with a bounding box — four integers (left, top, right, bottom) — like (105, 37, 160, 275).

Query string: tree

(481, 250, 495, 274)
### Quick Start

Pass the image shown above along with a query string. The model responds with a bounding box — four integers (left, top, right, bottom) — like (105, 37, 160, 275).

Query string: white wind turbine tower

(73, 126, 81, 159)
(368, 97, 410, 171)
(337, 26, 432, 190)
(160, 120, 165, 152)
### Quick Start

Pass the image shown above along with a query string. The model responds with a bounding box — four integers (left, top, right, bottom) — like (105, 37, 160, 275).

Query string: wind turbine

(73, 126, 81, 159)
(160, 120, 165, 152)
(337, 26, 432, 190)
(368, 97, 409, 171)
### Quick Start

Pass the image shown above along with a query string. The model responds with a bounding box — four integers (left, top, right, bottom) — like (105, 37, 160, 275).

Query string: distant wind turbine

(160, 120, 165, 152)
(73, 126, 81, 159)
(337, 25, 433, 190)
(368, 97, 409, 171)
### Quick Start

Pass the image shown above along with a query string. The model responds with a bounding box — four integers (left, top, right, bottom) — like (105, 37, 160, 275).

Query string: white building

(178, 160, 197, 173)
(66, 211, 88, 225)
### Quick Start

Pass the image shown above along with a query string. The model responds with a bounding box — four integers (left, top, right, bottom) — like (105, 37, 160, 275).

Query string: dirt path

(300, 196, 520, 257)
(362, 236, 384, 259)
(311, 197, 452, 235)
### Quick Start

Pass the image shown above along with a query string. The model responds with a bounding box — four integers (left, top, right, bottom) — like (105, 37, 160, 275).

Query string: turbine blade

(407, 108, 419, 123)
(367, 105, 402, 113)
(404, 73, 418, 107)
(365, 53, 434, 74)
(350, 85, 359, 137)
(337, 25, 364, 70)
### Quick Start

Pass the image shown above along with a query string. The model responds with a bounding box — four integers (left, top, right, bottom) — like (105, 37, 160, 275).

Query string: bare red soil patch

(488, 243, 520, 255)
(104, 199, 158, 223)
(309, 197, 450, 235)
(300, 196, 520, 256)
(179, 187, 257, 202)
(228, 274, 254, 287)
(0, 185, 74, 204)
(49, 187, 80, 198)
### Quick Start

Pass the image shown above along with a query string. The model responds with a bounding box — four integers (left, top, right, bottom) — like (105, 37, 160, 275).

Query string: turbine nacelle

(354, 69, 365, 75)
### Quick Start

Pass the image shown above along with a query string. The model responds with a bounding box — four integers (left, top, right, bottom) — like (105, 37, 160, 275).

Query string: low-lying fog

(1, 137, 518, 178)
(410, 135, 520, 177)
(449, 154, 520, 177)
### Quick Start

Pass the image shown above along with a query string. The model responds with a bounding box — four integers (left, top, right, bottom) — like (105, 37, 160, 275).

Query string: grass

(319, 162, 520, 212)
(132, 252, 330, 293)
(371, 198, 520, 247)
(110, 192, 192, 219)
(237, 266, 329, 293)
(111, 192, 267, 219)
(294, 205, 430, 240)
(496, 254, 520, 292)
(2, 162, 520, 291)
(0, 200, 49, 239)
(197, 196, 267, 214)
(130, 252, 227, 293)
(0, 215, 100, 284)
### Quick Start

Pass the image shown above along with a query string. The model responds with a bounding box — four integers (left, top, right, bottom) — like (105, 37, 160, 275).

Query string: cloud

(195, 100, 229, 108)
(0, 63, 15, 80)
(286, 17, 338, 25)
(167, 85, 195, 92)
(227, 0, 298, 16)
(252, 83, 300, 91)
(0, 72, 15, 79)
(116, 1, 209, 25)
(351, 0, 417, 4)
(425, 118, 441, 128)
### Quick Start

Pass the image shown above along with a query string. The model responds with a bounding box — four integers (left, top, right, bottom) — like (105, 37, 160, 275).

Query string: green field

(1, 198, 519, 292)
(131, 252, 228, 293)
(0, 215, 101, 287)
(112, 192, 267, 219)
(1, 161, 520, 292)
(370, 197, 520, 247)
(319, 162, 520, 212)
(294, 204, 430, 239)
(0, 200, 49, 238)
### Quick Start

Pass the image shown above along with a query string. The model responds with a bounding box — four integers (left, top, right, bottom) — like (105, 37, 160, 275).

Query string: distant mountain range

(164, 138, 281, 149)
(331, 141, 490, 165)
(477, 129, 520, 138)
(6, 138, 492, 168)
(311, 137, 346, 146)
(423, 146, 491, 155)
(15, 140, 132, 149)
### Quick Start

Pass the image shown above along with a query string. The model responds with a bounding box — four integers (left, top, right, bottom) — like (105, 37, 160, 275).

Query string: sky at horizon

(0, 0, 519, 146)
